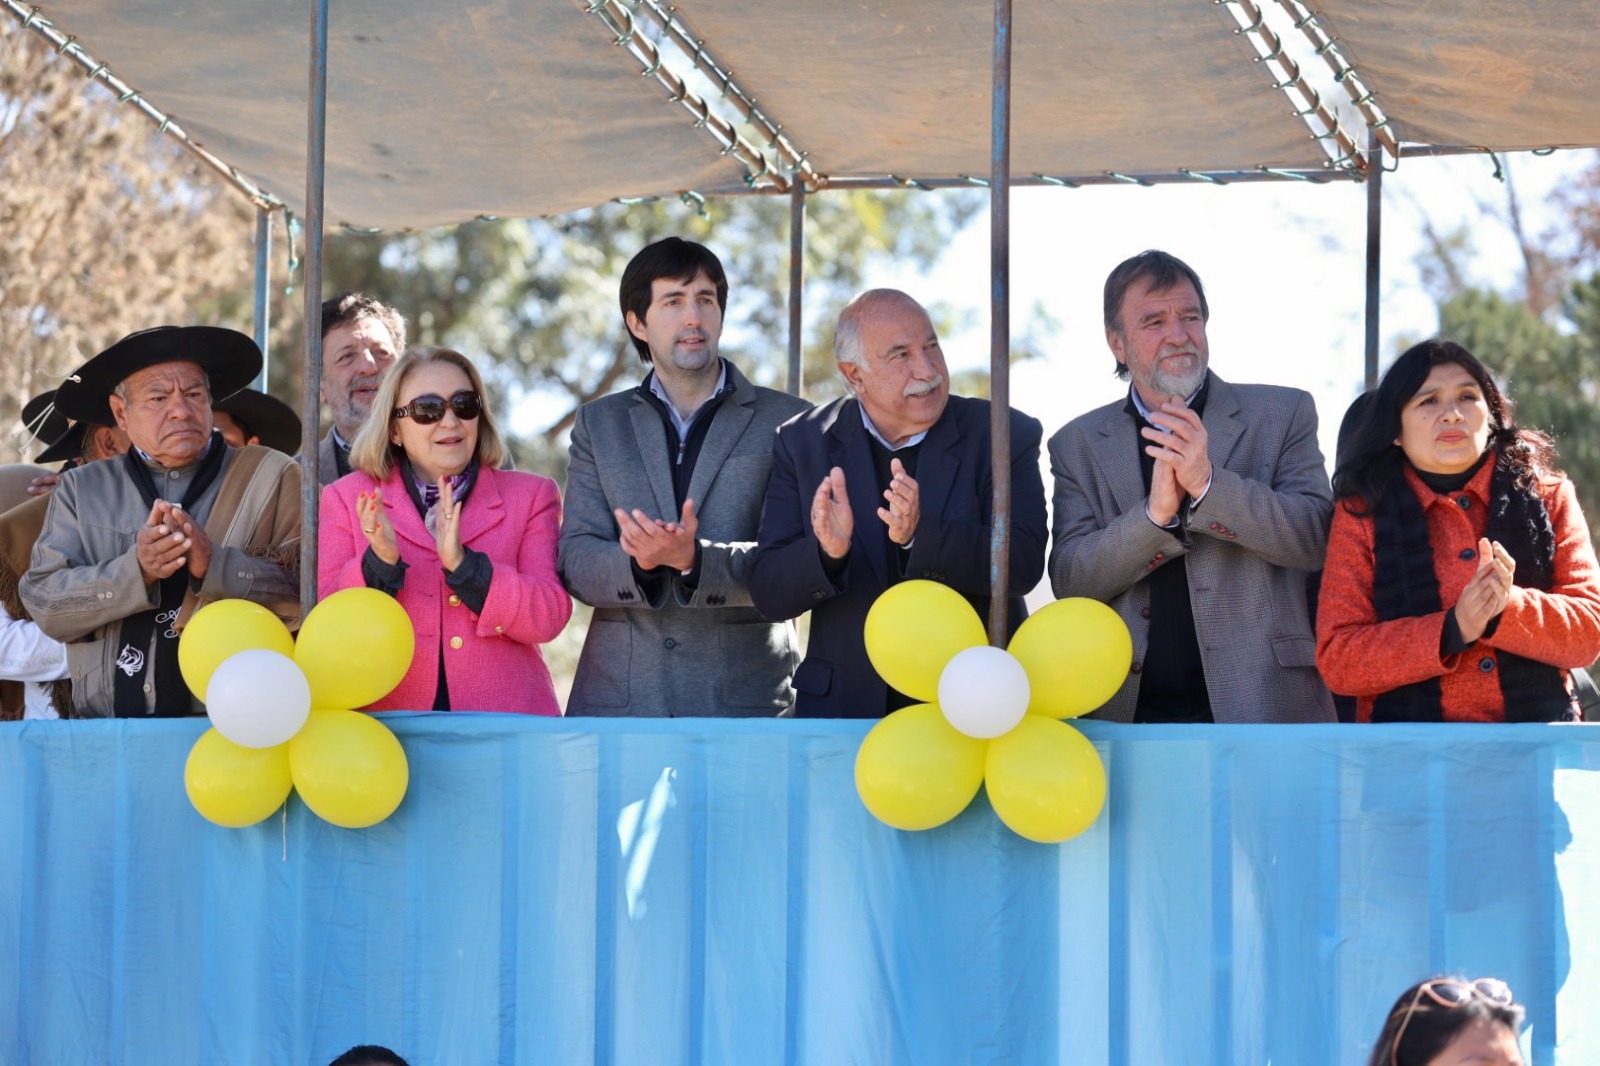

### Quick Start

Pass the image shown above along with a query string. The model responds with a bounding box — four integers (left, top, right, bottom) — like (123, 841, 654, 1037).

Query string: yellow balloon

(863, 580, 986, 702)
(184, 728, 293, 828)
(295, 588, 416, 709)
(1007, 597, 1132, 719)
(289, 709, 409, 829)
(854, 703, 988, 831)
(984, 716, 1106, 843)
(178, 599, 295, 703)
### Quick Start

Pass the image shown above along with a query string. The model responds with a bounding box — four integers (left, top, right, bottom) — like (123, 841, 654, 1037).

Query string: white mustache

(903, 374, 944, 398)
(1160, 345, 1201, 361)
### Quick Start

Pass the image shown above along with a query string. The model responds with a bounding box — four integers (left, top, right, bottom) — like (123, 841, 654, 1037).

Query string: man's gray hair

(832, 288, 928, 394)
(111, 362, 212, 404)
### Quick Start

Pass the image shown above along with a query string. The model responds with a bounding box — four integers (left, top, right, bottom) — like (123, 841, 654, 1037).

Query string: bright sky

(883, 151, 1593, 473)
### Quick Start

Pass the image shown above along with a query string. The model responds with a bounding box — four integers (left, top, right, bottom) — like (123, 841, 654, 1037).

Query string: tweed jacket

(320, 465, 571, 714)
(317, 428, 345, 487)
(747, 395, 1048, 718)
(1316, 459, 1600, 722)
(20, 443, 302, 717)
(558, 361, 810, 717)
(1048, 374, 1336, 723)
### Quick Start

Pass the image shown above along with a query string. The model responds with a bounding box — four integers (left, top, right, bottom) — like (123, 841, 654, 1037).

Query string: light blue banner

(1, 718, 1595, 1064)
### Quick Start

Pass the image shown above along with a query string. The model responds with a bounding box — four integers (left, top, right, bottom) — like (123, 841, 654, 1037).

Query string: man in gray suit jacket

(559, 238, 810, 716)
(316, 292, 405, 486)
(1049, 250, 1335, 723)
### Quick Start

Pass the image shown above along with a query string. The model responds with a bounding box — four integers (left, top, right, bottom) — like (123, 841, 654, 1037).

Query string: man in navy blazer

(749, 289, 1047, 718)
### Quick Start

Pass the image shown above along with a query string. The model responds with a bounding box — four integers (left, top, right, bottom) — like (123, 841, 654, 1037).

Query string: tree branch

(542, 342, 635, 440)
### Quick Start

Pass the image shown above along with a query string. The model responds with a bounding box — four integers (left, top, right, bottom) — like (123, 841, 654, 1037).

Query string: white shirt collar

(649, 360, 728, 440)
(857, 402, 928, 451)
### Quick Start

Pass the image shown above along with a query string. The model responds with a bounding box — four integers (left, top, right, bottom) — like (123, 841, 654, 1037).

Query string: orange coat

(1316, 461, 1600, 721)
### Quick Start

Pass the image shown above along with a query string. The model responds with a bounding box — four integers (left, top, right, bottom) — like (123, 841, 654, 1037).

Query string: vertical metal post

(1363, 131, 1383, 390)
(987, 0, 1013, 648)
(252, 207, 272, 391)
(787, 175, 805, 396)
(299, 0, 329, 615)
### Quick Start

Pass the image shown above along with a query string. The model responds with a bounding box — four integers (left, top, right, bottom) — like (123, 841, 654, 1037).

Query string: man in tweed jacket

(1049, 250, 1335, 723)
(559, 239, 810, 716)
(316, 292, 405, 486)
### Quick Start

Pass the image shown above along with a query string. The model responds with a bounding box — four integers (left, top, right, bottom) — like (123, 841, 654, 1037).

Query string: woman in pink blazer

(319, 347, 571, 713)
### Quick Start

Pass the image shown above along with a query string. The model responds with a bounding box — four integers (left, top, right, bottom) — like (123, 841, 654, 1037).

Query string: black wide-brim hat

(22, 388, 85, 463)
(53, 326, 263, 424)
(20, 389, 70, 448)
(35, 422, 89, 465)
(213, 388, 303, 456)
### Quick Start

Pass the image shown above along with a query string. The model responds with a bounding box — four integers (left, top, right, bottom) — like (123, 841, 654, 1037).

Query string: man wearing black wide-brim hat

(19, 326, 302, 718)
(212, 387, 302, 455)
(11, 387, 134, 503)
(1, 384, 132, 720)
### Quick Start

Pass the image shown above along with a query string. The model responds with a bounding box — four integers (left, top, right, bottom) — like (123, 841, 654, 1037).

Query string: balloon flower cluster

(855, 581, 1132, 843)
(179, 588, 416, 830)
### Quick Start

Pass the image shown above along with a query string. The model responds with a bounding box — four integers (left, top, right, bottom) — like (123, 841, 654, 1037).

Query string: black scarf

(1370, 450, 1572, 722)
(112, 435, 227, 717)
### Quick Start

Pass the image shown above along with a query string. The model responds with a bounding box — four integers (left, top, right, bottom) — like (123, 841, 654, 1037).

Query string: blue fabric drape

(1, 718, 1594, 1065)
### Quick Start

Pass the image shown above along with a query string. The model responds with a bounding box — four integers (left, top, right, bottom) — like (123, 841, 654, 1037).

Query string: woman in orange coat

(1316, 339, 1600, 722)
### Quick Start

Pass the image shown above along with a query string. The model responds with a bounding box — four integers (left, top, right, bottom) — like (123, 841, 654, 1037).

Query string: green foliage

(1439, 284, 1600, 553)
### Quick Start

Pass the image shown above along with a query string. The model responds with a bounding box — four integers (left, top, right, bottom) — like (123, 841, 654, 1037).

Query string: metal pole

(787, 175, 805, 396)
(252, 207, 272, 391)
(1363, 131, 1383, 390)
(987, 0, 1013, 648)
(299, 0, 329, 616)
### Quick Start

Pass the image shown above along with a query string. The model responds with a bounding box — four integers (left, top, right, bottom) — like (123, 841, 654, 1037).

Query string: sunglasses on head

(1391, 978, 1514, 1066)
(394, 389, 482, 425)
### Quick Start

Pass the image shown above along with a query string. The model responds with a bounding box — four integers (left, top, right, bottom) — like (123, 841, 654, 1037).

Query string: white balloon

(205, 648, 312, 749)
(937, 645, 1031, 739)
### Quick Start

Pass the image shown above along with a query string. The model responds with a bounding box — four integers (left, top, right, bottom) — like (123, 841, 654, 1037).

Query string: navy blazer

(749, 395, 1047, 718)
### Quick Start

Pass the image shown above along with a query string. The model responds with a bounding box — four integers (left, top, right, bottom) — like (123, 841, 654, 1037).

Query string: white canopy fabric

(679, 0, 1324, 182)
(1323, 0, 1600, 152)
(20, 0, 1600, 230)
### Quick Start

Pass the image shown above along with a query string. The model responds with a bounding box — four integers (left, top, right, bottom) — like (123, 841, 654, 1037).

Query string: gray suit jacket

(317, 428, 344, 488)
(558, 362, 810, 716)
(1048, 374, 1336, 723)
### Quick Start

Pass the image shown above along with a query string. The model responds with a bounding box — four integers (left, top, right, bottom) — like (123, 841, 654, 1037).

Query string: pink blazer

(319, 465, 572, 714)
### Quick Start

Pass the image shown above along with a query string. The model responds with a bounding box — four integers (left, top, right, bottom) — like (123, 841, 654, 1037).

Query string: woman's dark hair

(1332, 338, 1557, 514)
(1366, 978, 1524, 1066)
(328, 1046, 410, 1066)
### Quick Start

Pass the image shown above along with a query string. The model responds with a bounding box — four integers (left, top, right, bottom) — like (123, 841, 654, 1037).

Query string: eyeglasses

(394, 390, 482, 425)
(1390, 978, 1514, 1066)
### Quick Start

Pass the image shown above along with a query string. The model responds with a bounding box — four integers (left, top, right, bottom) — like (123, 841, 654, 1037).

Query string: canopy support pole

(987, 0, 1013, 647)
(787, 176, 806, 396)
(299, 0, 329, 616)
(252, 207, 272, 391)
(1363, 132, 1383, 390)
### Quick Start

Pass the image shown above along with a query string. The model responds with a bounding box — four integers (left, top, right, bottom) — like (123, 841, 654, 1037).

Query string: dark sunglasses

(1390, 978, 1514, 1066)
(394, 389, 482, 425)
